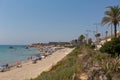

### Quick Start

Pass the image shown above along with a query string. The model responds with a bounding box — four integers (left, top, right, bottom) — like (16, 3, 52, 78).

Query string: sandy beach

(0, 48, 74, 80)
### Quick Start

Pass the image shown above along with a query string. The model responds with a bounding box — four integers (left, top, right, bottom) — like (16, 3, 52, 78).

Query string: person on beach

(6, 64, 9, 69)
(32, 58, 37, 64)
(27, 56, 33, 61)
(30, 56, 32, 60)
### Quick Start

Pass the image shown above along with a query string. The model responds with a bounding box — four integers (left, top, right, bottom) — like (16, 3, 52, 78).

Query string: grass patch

(33, 47, 82, 80)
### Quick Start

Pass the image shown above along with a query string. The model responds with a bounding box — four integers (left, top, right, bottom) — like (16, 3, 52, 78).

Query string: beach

(0, 48, 74, 80)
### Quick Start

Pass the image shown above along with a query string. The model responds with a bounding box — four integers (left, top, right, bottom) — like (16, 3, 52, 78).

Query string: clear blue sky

(0, 0, 119, 45)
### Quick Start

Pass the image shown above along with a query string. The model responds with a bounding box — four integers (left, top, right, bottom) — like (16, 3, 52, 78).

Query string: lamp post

(93, 23, 101, 34)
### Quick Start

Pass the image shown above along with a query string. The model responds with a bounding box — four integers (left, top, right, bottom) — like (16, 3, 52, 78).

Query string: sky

(0, 0, 119, 45)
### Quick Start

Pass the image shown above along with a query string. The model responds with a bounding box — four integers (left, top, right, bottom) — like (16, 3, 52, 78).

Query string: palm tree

(78, 35, 85, 43)
(88, 38, 92, 45)
(102, 5, 120, 37)
(105, 31, 108, 38)
(105, 31, 108, 42)
(95, 33, 101, 43)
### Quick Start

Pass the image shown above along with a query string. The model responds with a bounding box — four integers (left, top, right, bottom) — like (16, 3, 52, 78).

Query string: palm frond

(105, 11, 113, 17)
(108, 23, 113, 28)
(118, 15, 120, 20)
(101, 16, 112, 25)
(107, 5, 120, 18)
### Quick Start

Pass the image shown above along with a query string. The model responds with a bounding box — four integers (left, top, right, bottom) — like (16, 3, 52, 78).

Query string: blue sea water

(0, 45, 40, 65)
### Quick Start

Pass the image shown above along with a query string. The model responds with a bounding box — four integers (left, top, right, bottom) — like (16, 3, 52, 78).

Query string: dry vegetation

(32, 46, 120, 80)
(75, 46, 120, 80)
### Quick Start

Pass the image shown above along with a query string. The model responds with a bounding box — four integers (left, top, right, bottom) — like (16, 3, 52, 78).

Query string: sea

(0, 45, 40, 65)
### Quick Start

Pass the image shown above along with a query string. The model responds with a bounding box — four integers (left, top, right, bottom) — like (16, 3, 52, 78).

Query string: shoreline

(0, 45, 41, 65)
(0, 48, 74, 80)
(0, 46, 64, 72)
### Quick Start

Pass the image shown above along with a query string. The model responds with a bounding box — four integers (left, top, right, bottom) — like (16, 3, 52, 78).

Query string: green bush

(90, 44, 95, 49)
(100, 36, 120, 56)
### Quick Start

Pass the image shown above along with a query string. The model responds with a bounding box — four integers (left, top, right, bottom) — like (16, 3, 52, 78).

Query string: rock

(79, 73, 88, 80)
(99, 75, 108, 80)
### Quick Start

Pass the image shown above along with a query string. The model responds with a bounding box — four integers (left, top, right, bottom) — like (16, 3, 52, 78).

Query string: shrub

(89, 43, 95, 49)
(100, 36, 120, 56)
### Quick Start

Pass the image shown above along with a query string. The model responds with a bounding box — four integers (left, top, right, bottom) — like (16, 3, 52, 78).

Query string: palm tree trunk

(114, 24, 117, 37)
(111, 24, 112, 36)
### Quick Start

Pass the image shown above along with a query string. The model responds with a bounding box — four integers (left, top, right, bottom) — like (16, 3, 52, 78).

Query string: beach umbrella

(16, 62, 22, 68)
(1, 64, 6, 68)
(16, 62, 21, 65)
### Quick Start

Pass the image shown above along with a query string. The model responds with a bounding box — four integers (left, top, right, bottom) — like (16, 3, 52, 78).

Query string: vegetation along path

(34, 46, 120, 80)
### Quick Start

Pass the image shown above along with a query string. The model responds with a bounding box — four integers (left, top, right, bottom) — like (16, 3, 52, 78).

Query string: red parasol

(16, 62, 21, 65)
